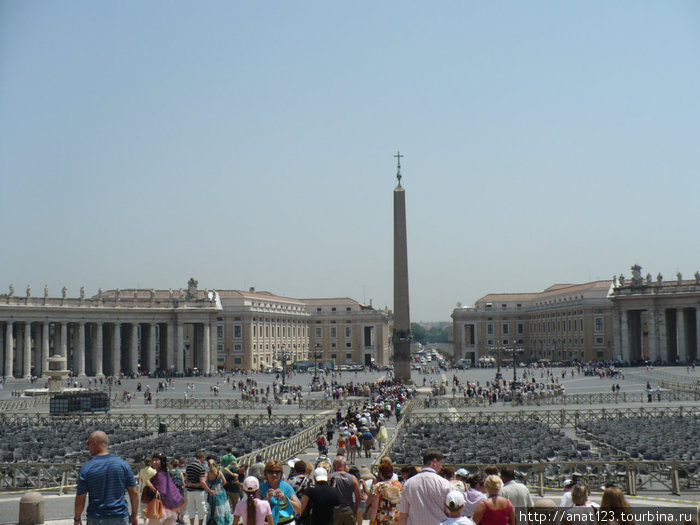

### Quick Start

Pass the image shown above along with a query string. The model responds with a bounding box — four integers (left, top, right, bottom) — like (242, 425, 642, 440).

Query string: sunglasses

(267, 471, 283, 475)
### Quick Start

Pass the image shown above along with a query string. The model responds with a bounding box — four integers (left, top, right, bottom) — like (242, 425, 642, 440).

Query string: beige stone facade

(0, 281, 393, 377)
(213, 289, 310, 370)
(452, 281, 615, 364)
(303, 298, 392, 367)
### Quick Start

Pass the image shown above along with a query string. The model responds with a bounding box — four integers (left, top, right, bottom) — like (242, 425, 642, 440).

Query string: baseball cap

(455, 468, 469, 478)
(242, 476, 259, 492)
(446, 490, 466, 508)
(314, 467, 328, 482)
(563, 479, 574, 488)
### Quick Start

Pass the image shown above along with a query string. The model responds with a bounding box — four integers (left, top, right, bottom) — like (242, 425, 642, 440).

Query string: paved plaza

(0, 365, 699, 523)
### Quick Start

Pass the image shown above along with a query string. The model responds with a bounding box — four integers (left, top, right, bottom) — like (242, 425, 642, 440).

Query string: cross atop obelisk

(394, 151, 404, 187)
(393, 151, 411, 383)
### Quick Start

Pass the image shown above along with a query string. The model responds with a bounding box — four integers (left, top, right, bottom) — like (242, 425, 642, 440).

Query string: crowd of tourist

(76, 426, 657, 525)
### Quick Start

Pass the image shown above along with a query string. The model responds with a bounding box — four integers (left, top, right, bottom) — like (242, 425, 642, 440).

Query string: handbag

(141, 485, 156, 503)
(145, 492, 163, 520)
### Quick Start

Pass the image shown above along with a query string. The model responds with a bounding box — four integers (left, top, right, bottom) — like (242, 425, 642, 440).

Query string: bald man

(74, 431, 139, 525)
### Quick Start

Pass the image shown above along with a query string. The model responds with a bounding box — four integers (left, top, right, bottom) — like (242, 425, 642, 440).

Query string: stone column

(130, 323, 139, 374)
(60, 322, 68, 358)
(620, 310, 629, 362)
(33, 324, 41, 376)
(76, 322, 86, 377)
(148, 323, 157, 375)
(4, 322, 12, 377)
(647, 309, 658, 363)
(678, 309, 687, 363)
(176, 323, 184, 374)
(658, 309, 667, 363)
(203, 323, 211, 374)
(210, 323, 217, 373)
(95, 323, 104, 378)
(112, 323, 121, 376)
(41, 323, 50, 378)
(23, 321, 32, 379)
(166, 323, 174, 373)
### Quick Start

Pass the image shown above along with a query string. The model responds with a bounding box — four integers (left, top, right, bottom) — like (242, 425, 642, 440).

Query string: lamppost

(490, 345, 505, 382)
(275, 346, 291, 391)
(313, 343, 323, 381)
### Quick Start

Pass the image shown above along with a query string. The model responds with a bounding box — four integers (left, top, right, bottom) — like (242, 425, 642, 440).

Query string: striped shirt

(76, 454, 137, 519)
(185, 460, 206, 491)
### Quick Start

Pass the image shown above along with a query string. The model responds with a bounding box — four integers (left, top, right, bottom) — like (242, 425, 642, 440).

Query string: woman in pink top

(472, 475, 515, 525)
(233, 477, 273, 525)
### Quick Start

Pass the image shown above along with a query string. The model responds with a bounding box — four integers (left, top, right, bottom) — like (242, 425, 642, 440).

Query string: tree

(411, 323, 427, 345)
(427, 326, 449, 343)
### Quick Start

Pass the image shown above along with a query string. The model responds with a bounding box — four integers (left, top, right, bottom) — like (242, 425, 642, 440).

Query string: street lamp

(313, 343, 323, 380)
(490, 345, 504, 382)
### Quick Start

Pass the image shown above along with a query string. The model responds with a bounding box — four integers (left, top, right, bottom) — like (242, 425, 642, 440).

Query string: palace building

(0, 279, 392, 378)
(453, 266, 700, 366)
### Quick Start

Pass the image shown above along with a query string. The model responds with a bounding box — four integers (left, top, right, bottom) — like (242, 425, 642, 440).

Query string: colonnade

(615, 306, 700, 364)
(0, 318, 218, 379)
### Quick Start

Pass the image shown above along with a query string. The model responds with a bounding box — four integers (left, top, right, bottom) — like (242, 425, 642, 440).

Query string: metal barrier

(407, 406, 700, 428)
(659, 380, 700, 394)
(0, 412, 321, 432)
(155, 398, 267, 410)
(298, 398, 370, 410)
(426, 390, 700, 408)
(0, 399, 38, 411)
(375, 459, 698, 496)
(236, 414, 326, 467)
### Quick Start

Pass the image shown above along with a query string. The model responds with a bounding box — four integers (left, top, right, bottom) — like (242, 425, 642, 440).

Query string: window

(346, 353, 352, 359)
(517, 323, 524, 334)
(216, 326, 224, 339)
(345, 326, 352, 338)
(487, 339, 494, 346)
(595, 317, 604, 332)
(346, 342, 352, 348)
(331, 342, 337, 348)
(503, 339, 509, 345)
(234, 358, 241, 364)
(317, 307, 322, 312)
(487, 324, 494, 335)
(332, 307, 336, 312)
(234, 344, 242, 351)
(596, 350, 604, 358)
(330, 327, 337, 338)
(346, 307, 351, 311)
(595, 336, 604, 345)
(502, 324, 509, 335)
(217, 344, 224, 353)
(234, 325, 242, 338)
(315, 327, 322, 338)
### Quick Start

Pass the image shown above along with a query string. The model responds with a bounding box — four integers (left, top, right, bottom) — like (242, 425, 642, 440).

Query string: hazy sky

(2, 1, 699, 322)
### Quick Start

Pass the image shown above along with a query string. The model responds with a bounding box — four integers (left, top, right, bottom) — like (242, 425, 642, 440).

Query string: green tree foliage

(411, 323, 427, 345)
(427, 326, 449, 343)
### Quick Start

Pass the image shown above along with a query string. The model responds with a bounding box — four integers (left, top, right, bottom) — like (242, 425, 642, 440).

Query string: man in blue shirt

(74, 431, 139, 525)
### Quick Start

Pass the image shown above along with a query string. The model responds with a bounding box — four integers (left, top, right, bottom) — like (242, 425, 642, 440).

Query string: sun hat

(314, 467, 328, 482)
(243, 476, 260, 492)
(446, 490, 466, 508)
(455, 468, 469, 478)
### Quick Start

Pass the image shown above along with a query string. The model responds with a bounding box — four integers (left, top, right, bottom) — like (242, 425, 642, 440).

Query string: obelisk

(392, 151, 412, 382)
